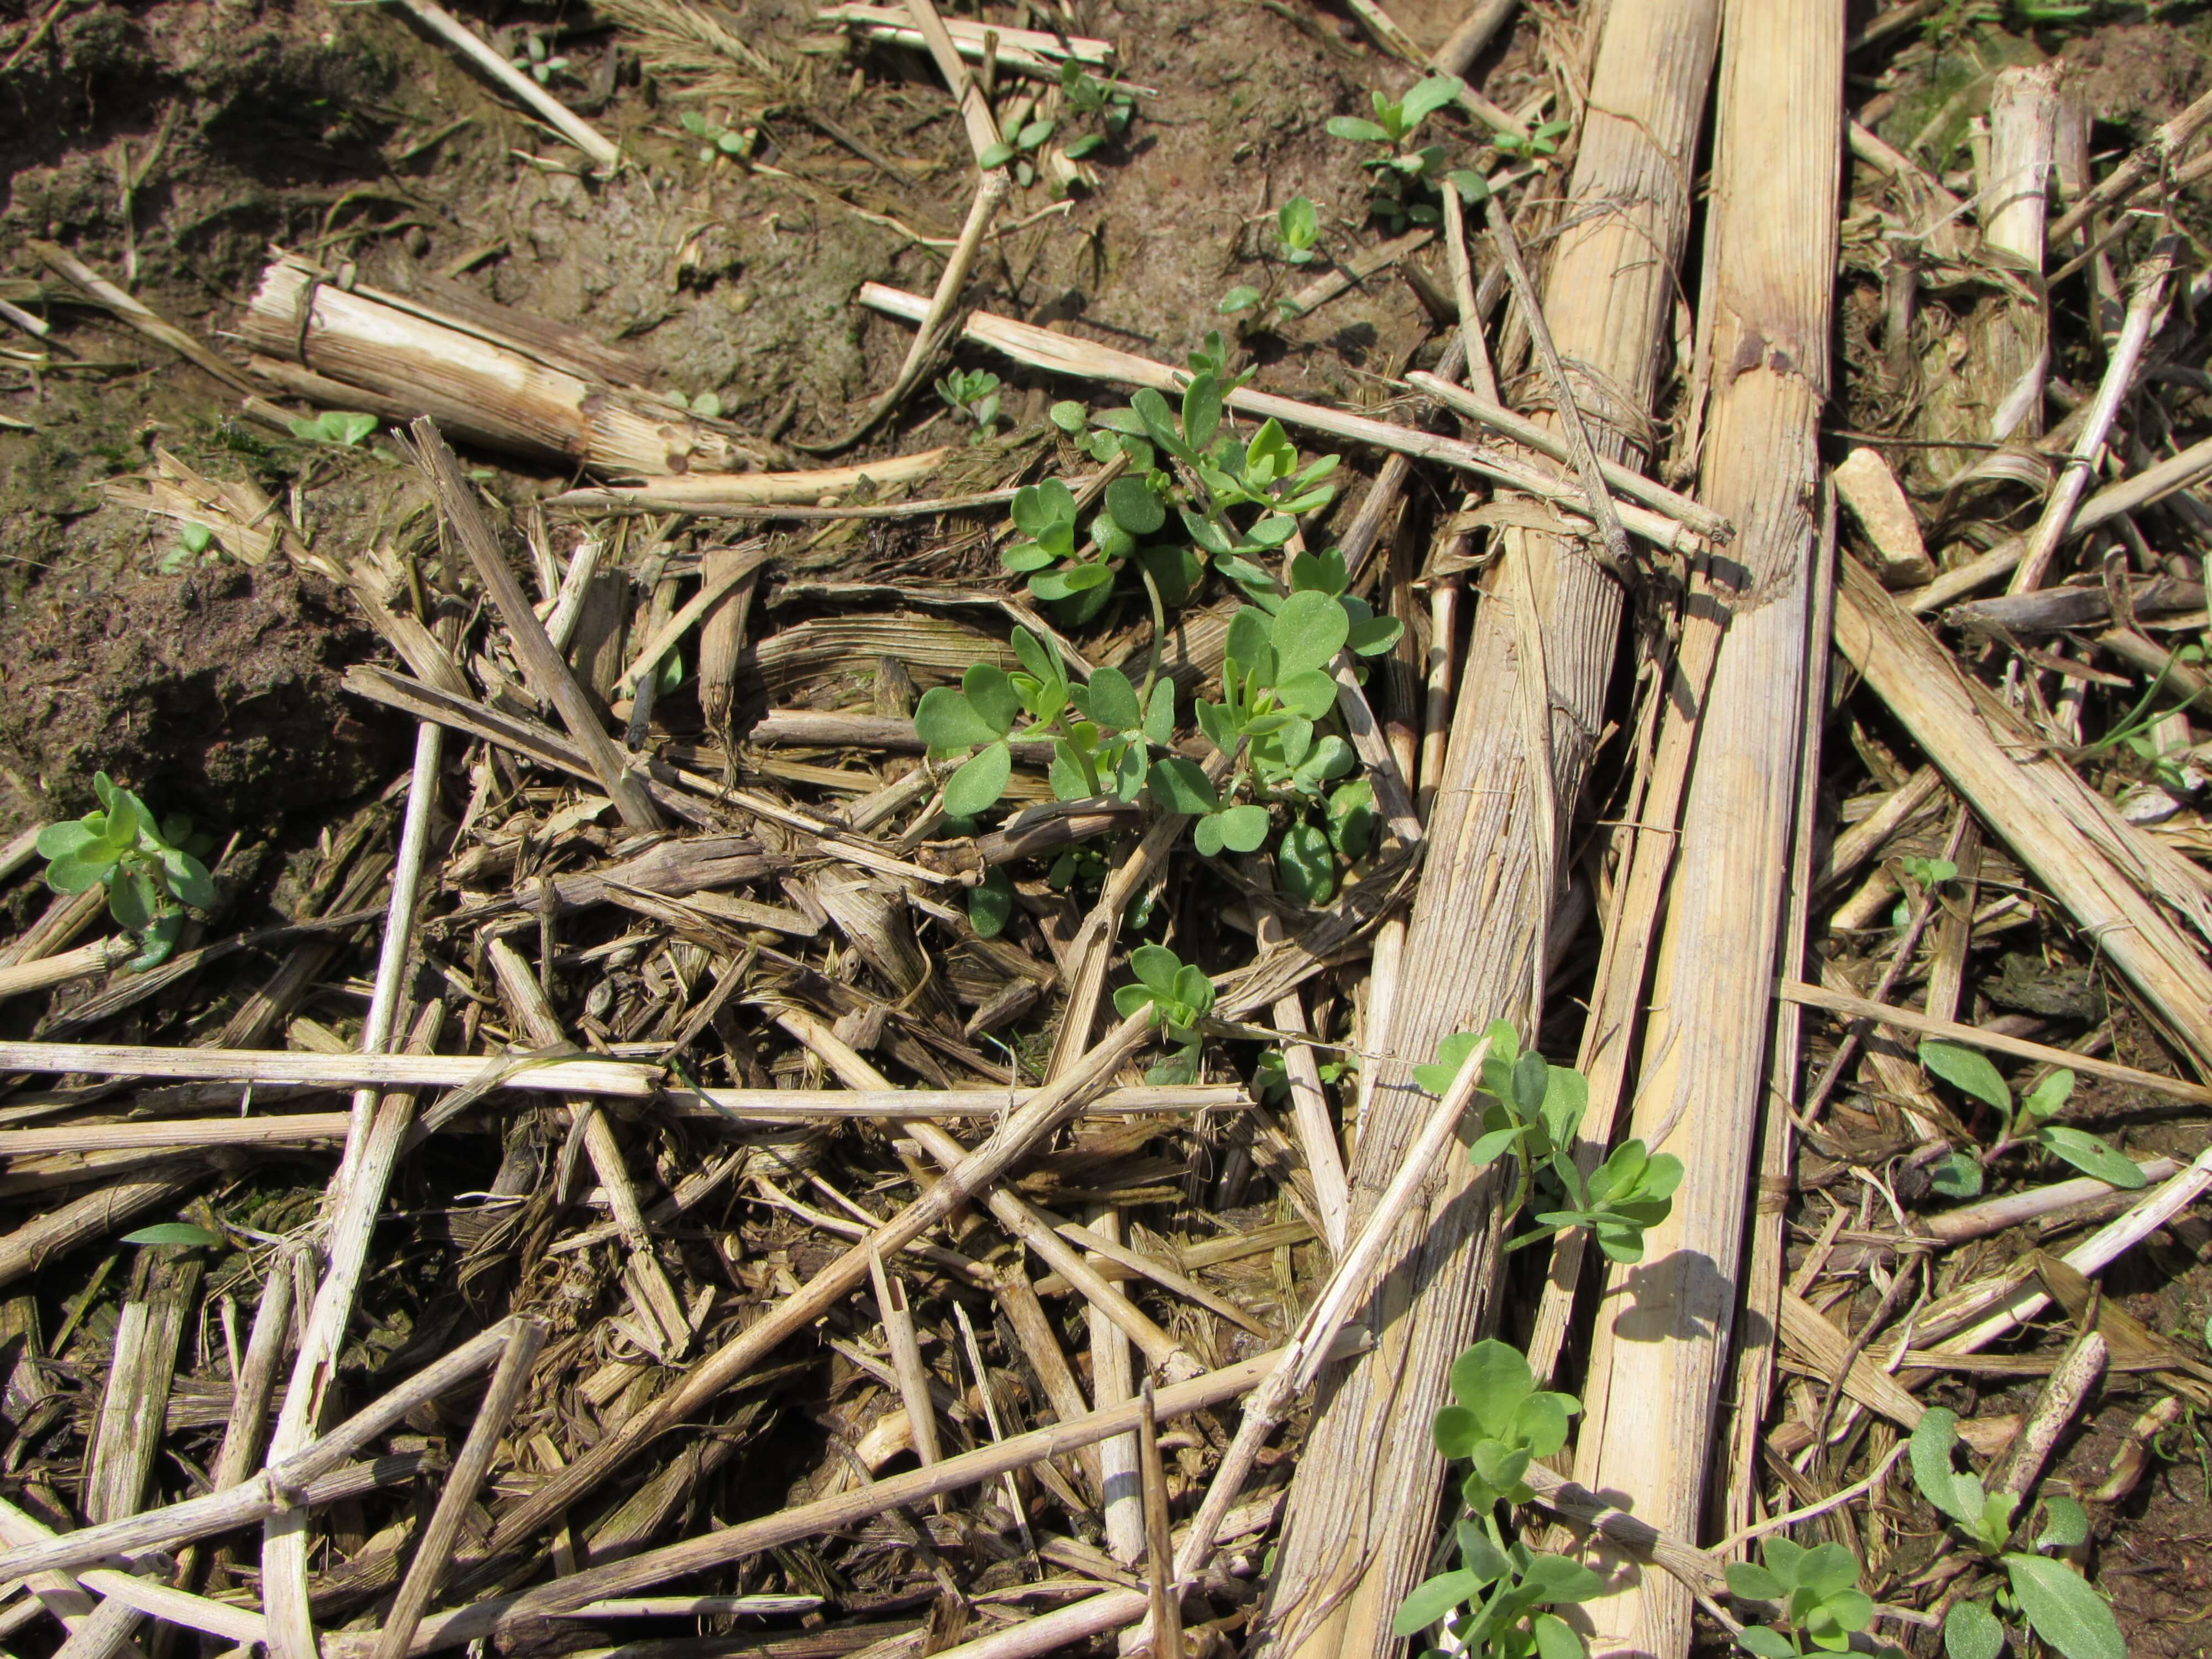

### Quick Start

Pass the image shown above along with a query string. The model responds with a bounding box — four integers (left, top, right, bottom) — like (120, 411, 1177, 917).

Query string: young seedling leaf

(1085, 666, 1144, 734)
(1276, 821, 1335, 901)
(961, 665, 1022, 735)
(2034, 1125, 2147, 1189)
(120, 1222, 221, 1246)
(1919, 1040, 2013, 1116)
(941, 742, 1013, 817)
(1273, 589, 1351, 676)
(2002, 1554, 2124, 1659)
(915, 687, 1001, 750)
(1928, 1151, 1985, 1200)
(1942, 1598, 2005, 1659)
(968, 867, 1014, 938)
(1150, 757, 1219, 815)
(1106, 476, 1166, 536)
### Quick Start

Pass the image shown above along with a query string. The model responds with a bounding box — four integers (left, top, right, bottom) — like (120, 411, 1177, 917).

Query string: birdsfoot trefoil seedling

(38, 773, 215, 969)
(1112, 943, 1214, 1084)
(1726, 1540, 1879, 1656)
(288, 410, 379, 447)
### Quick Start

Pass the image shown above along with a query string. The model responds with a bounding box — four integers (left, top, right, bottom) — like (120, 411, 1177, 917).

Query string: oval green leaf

(941, 742, 1012, 818)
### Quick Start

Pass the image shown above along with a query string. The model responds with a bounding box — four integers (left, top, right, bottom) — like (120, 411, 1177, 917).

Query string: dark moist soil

(6, 0, 2212, 1652)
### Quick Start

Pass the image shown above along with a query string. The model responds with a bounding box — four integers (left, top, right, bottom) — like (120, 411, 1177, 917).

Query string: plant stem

(1137, 564, 1167, 704)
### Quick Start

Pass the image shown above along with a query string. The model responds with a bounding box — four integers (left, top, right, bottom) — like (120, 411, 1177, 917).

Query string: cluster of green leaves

(1220, 196, 1324, 321)
(509, 31, 572, 85)
(1728, 1541, 1878, 1657)
(915, 624, 1172, 821)
(668, 388, 727, 419)
(679, 109, 752, 160)
(1918, 1043, 2142, 1194)
(978, 116, 1056, 182)
(1058, 58, 1135, 149)
(38, 773, 215, 969)
(288, 410, 378, 448)
(1326, 73, 1488, 230)
(158, 521, 217, 574)
(1016, 366, 1340, 623)
(1399, 1342, 1598, 1657)
(1492, 119, 1569, 159)
(1911, 1410, 2124, 1659)
(1111, 943, 1215, 1084)
(935, 368, 1003, 442)
(1418, 1023, 1681, 1264)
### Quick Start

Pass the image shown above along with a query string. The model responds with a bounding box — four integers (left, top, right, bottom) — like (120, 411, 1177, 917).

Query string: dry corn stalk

(240, 252, 769, 477)
(1250, 3, 1723, 1653)
(1569, 3, 1843, 1652)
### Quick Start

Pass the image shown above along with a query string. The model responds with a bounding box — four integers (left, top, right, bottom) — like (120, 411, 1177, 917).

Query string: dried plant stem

(1253, 2, 1721, 1649)
(474, 1006, 1162, 1557)
(869, 1249, 946, 1487)
(262, 1001, 446, 1659)
(0, 1039, 654, 1096)
(387, 0, 619, 167)
(2009, 240, 2176, 594)
(0, 1165, 207, 1290)
(1993, 1329, 2106, 1499)
(0, 1321, 520, 1580)
(410, 420, 661, 829)
(372, 1320, 549, 1659)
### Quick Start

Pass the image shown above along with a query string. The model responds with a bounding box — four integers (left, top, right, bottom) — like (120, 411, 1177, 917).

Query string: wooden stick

(1994, 1329, 2106, 1499)
(373, 1319, 547, 1659)
(1404, 372, 1727, 537)
(324, 1347, 1286, 1656)
(857, 284, 1716, 557)
(1137, 1380, 1182, 1659)
(0, 1039, 654, 1096)
(0, 1166, 207, 1289)
(0, 934, 135, 1005)
(2047, 81, 2212, 245)
(2008, 240, 2176, 594)
(409, 420, 661, 828)
(473, 1006, 1165, 1558)
(262, 1001, 446, 1659)
(1253, 905, 1350, 1254)
(186, 1252, 294, 1592)
(868, 1250, 945, 1486)
(1254, 2, 1722, 1650)
(1568, 7, 1841, 1650)
(1834, 558, 2212, 1071)
(386, 0, 620, 167)
(491, 940, 691, 1357)
(86, 1251, 199, 1521)
(611, 542, 774, 699)
(1778, 978, 2212, 1104)
(776, 1008, 1202, 1379)
(0, 1321, 519, 1580)
(0, 822, 45, 884)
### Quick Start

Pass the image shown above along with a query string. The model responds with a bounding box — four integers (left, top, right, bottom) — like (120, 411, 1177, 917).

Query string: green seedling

(1111, 943, 1214, 1084)
(1328, 73, 1467, 229)
(1727, 1540, 1877, 1656)
(510, 32, 571, 84)
(288, 410, 378, 447)
(38, 773, 215, 970)
(1276, 194, 1321, 264)
(669, 389, 725, 419)
(159, 522, 216, 573)
(914, 625, 1172, 818)
(1912, 1410, 2124, 1659)
(967, 865, 1015, 938)
(1430, 1339, 1580, 1512)
(1059, 58, 1135, 149)
(1492, 119, 1569, 159)
(679, 109, 752, 159)
(1417, 1022, 1679, 1263)
(1395, 1519, 1603, 1659)
(978, 114, 1057, 185)
(1918, 1041, 2142, 1190)
(935, 367, 1003, 441)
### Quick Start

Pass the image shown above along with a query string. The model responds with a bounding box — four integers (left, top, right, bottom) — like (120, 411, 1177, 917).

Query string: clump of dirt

(2063, 22, 2209, 129)
(0, 560, 401, 829)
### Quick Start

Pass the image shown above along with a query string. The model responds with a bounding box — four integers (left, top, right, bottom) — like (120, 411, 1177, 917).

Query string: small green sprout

(1728, 1540, 1877, 1656)
(1218, 284, 1264, 316)
(1911, 1410, 2125, 1659)
(288, 410, 379, 447)
(1059, 58, 1135, 147)
(510, 32, 572, 85)
(935, 367, 1003, 441)
(1918, 1041, 2142, 1190)
(1327, 73, 1466, 229)
(159, 523, 216, 574)
(1276, 195, 1321, 264)
(1111, 943, 1214, 1084)
(38, 773, 216, 969)
(670, 389, 726, 419)
(679, 109, 752, 159)
(1492, 119, 1569, 159)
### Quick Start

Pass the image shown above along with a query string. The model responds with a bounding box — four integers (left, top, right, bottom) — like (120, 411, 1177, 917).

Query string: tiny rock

(1834, 446, 1937, 588)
